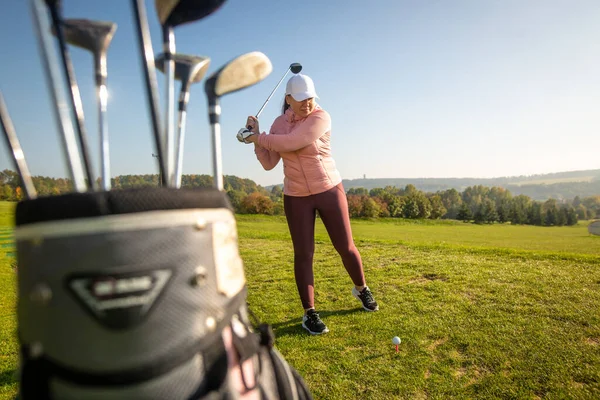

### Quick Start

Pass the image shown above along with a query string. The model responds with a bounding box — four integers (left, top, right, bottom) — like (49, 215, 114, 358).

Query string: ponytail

(281, 95, 290, 114)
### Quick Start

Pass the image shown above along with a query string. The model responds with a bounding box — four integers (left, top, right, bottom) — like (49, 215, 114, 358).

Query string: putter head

(204, 52, 272, 100)
(290, 63, 302, 74)
(54, 19, 117, 53)
(155, 0, 226, 26)
(155, 53, 211, 84)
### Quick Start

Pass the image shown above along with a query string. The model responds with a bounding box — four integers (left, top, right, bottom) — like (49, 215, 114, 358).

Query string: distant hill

(266, 169, 600, 201)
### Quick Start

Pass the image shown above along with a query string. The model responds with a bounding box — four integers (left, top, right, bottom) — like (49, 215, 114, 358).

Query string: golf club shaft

(47, 2, 95, 190)
(0, 91, 37, 199)
(254, 67, 292, 120)
(131, 0, 167, 187)
(163, 27, 176, 188)
(174, 85, 190, 189)
(30, 0, 86, 192)
(174, 108, 187, 189)
(96, 55, 110, 191)
(208, 101, 224, 190)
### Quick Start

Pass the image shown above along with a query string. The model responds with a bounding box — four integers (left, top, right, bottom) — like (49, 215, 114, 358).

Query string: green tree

(456, 203, 473, 221)
(473, 204, 486, 224)
(402, 197, 420, 219)
(575, 204, 588, 220)
(510, 195, 531, 225)
(429, 195, 446, 219)
(496, 199, 512, 223)
(527, 202, 544, 226)
(361, 197, 381, 218)
(227, 190, 247, 212)
(483, 199, 498, 223)
(440, 189, 462, 219)
(566, 207, 578, 225)
(2, 185, 14, 200)
(270, 185, 283, 202)
(371, 197, 390, 217)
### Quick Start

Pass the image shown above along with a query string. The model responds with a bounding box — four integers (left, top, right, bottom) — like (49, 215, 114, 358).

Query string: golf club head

(155, 0, 226, 26)
(236, 127, 253, 143)
(57, 19, 117, 54)
(155, 53, 211, 84)
(205, 51, 272, 99)
(290, 62, 302, 74)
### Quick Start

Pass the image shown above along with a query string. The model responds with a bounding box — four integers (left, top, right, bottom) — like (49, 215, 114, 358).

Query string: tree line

(1, 170, 598, 226)
(345, 185, 598, 226)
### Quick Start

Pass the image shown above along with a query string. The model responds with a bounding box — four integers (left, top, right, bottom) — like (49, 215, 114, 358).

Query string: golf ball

(392, 336, 401, 345)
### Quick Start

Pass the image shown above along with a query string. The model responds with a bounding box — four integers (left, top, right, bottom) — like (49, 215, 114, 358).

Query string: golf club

(0, 92, 37, 199)
(237, 62, 302, 143)
(30, 0, 87, 192)
(156, 53, 211, 188)
(204, 51, 272, 190)
(46, 0, 96, 190)
(155, 0, 227, 187)
(255, 62, 302, 120)
(130, 0, 167, 186)
(60, 19, 117, 191)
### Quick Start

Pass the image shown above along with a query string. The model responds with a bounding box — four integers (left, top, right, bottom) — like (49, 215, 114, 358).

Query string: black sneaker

(302, 309, 329, 335)
(352, 286, 379, 311)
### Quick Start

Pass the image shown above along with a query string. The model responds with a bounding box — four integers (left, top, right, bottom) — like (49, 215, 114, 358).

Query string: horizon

(1, 0, 599, 188)
(3, 166, 598, 189)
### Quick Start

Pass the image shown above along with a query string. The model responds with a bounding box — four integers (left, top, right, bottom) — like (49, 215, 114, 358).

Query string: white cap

(285, 74, 318, 102)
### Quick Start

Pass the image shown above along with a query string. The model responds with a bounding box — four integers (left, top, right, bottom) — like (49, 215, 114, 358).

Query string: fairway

(0, 203, 599, 399)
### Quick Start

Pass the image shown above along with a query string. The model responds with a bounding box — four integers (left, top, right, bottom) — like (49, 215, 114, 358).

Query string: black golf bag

(14, 187, 312, 399)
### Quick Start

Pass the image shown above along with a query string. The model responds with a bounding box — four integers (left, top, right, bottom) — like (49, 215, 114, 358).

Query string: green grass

(0, 203, 17, 399)
(240, 215, 600, 399)
(1, 203, 599, 399)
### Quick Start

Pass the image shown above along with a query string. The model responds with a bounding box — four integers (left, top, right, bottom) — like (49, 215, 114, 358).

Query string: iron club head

(204, 51, 272, 190)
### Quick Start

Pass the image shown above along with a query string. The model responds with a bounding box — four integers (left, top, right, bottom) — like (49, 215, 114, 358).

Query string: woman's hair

(281, 95, 290, 114)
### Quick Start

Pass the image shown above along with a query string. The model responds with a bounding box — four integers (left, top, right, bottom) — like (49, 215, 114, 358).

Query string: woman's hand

(246, 116, 260, 135)
(245, 133, 258, 144)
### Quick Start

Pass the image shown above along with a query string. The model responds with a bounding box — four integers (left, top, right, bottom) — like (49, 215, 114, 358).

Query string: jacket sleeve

(257, 110, 331, 153)
(254, 143, 281, 171)
(254, 122, 281, 170)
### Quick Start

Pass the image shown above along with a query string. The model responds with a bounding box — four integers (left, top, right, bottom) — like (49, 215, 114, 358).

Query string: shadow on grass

(0, 368, 18, 387)
(270, 308, 363, 338)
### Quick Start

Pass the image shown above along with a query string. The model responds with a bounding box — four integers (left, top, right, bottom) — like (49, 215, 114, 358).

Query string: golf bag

(14, 187, 312, 399)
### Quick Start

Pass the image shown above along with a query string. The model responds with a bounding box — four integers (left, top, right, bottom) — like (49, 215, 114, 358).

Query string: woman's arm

(253, 144, 281, 170)
(246, 116, 281, 170)
(257, 110, 331, 153)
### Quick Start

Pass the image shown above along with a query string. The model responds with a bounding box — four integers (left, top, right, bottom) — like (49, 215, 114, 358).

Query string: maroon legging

(283, 183, 366, 310)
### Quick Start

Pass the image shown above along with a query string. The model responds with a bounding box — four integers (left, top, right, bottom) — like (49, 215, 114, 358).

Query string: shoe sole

(352, 292, 379, 312)
(302, 321, 329, 335)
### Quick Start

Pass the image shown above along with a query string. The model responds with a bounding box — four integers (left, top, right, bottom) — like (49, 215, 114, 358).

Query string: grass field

(1, 202, 599, 399)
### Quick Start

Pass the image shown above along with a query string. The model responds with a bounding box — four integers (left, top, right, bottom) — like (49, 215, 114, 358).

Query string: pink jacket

(254, 106, 342, 197)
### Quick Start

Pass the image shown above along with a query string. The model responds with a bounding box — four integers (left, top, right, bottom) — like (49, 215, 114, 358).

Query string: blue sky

(1, 0, 599, 187)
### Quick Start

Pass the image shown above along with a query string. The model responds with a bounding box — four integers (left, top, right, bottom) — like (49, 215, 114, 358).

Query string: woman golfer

(243, 74, 378, 335)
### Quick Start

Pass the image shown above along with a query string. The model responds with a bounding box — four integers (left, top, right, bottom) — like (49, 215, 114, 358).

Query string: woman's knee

(336, 243, 359, 259)
(294, 249, 314, 265)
